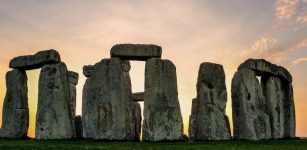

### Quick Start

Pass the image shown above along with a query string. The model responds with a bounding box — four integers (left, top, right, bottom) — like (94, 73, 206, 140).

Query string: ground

(0, 139, 306, 149)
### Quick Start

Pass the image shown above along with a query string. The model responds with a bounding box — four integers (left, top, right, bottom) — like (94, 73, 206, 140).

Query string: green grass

(0, 139, 306, 150)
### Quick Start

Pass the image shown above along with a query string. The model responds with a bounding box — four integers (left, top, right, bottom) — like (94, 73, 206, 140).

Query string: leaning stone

(82, 58, 135, 140)
(132, 92, 144, 102)
(9, 49, 61, 70)
(36, 62, 75, 140)
(75, 115, 83, 139)
(231, 68, 271, 140)
(83, 65, 94, 77)
(189, 63, 231, 141)
(143, 58, 183, 141)
(0, 69, 29, 139)
(238, 59, 292, 82)
(111, 44, 162, 61)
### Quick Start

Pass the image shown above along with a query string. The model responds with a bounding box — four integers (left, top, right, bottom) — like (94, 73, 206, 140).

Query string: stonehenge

(232, 59, 295, 140)
(0, 45, 296, 142)
(189, 63, 231, 141)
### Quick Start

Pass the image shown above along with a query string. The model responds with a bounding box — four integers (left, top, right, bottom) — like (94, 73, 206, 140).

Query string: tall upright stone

(36, 62, 75, 140)
(68, 71, 79, 118)
(232, 59, 295, 140)
(82, 58, 138, 140)
(68, 71, 79, 138)
(0, 69, 29, 139)
(143, 58, 183, 141)
(232, 69, 271, 140)
(189, 63, 231, 140)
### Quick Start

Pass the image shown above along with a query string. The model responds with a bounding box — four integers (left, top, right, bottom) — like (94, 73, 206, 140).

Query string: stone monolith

(143, 58, 183, 141)
(0, 69, 29, 139)
(189, 63, 231, 140)
(36, 62, 75, 140)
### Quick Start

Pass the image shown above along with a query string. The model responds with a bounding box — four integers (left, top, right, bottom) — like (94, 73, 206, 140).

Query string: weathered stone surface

(36, 62, 75, 140)
(82, 58, 140, 140)
(0, 70, 29, 139)
(232, 59, 295, 140)
(111, 44, 162, 61)
(189, 63, 231, 141)
(83, 65, 94, 77)
(75, 115, 83, 139)
(238, 59, 292, 82)
(9, 49, 61, 70)
(143, 58, 183, 141)
(126, 102, 142, 141)
(68, 71, 79, 85)
(232, 69, 271, 140)
(68, 71, 78, 138)
(121, 60, 131, 72)
(132, 92, 144, 102)
(262, 76, 295, 139)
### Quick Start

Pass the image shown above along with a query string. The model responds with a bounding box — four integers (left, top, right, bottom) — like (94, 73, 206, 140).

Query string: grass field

(0, 139, 306, 149)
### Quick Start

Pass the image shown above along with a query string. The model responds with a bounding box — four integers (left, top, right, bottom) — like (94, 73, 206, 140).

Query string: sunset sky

(0, 0, 306, 138)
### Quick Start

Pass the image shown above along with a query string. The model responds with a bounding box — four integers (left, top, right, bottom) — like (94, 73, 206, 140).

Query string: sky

(0, 0, 306, 138)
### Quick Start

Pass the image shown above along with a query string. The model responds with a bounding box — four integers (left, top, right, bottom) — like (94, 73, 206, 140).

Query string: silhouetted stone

(143, 58, 183, 141)
(83, 65, 94, 77)
(0, 69, 29, 139)
(75, 115, 83, 139)
(111, 44, 162, 61)
(36, 62, 75, 140)
(132, 92, 144, 102)
(82, 58, 139, 140)
(189, 63, 231, 141)
(126, 102, 142, 141)
(9, 49, 61, 70)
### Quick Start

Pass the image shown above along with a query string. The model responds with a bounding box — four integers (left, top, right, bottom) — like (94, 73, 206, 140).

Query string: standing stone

(232, 69, 271, 140)
(233, 59, 296, 140)
(68, 71, 79, 138)
(36, 62, 75, 140)
(75, 115, 83, 139)
(82, 58, 133, 140)
(9, 49, 61, 70)
(189, 63, 231, 140)
(0, 69, 29, 139)
(143, 58, 183, 141)
(111, 44, 162, 61)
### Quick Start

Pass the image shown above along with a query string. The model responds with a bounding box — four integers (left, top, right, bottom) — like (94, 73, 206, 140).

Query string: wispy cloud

(240, 36, 277, 57)
(292, 57, 307, 64)
(275, 0, 299, 20)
